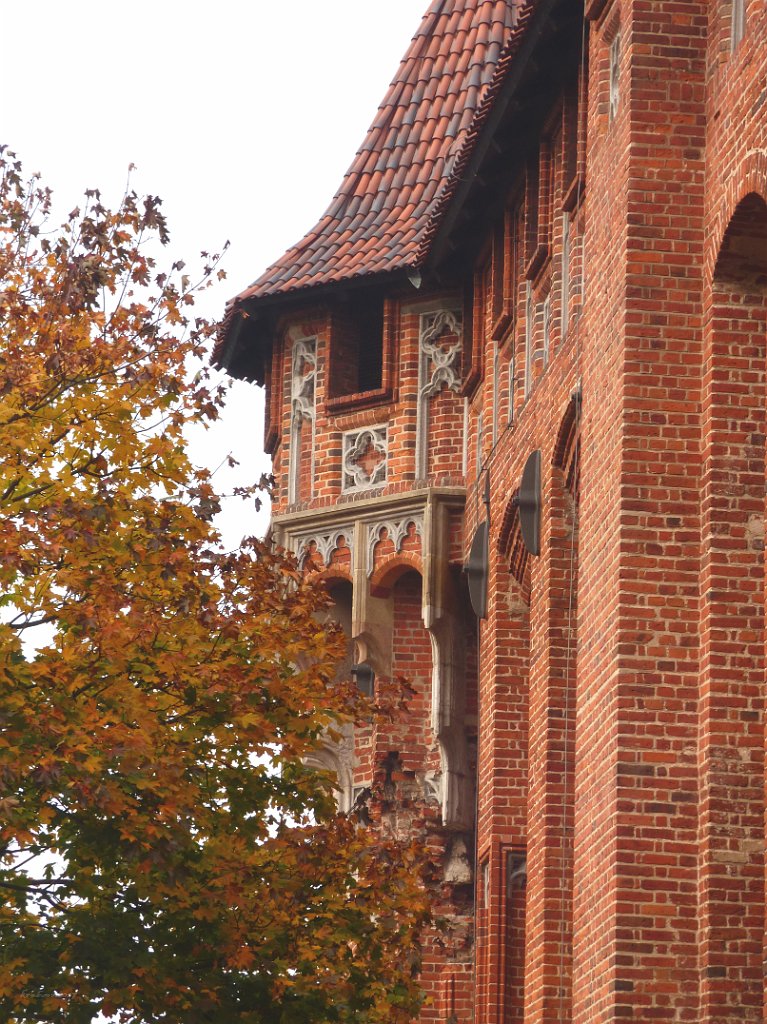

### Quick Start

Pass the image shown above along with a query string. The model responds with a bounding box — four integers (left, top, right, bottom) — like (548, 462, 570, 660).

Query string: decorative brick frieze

(420, 309, 463, 398)
(292, 527, 355, 573)
(366, 514, 424, 576)
(290, 337, 317, 424)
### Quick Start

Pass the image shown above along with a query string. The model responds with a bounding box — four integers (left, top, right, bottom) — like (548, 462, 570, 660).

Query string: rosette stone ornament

(342, 426, 388, 491)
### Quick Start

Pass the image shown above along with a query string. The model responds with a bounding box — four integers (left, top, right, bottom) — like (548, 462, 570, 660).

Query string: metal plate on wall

(517, 450, 541, 557)
(467, 519, 489, 619)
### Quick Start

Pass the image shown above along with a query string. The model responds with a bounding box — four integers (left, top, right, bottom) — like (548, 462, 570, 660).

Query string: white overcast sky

(1, 0, 424, 546)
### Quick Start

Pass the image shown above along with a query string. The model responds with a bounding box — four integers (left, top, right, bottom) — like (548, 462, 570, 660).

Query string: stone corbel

(423, 495, 474, 830)
(351, 520, 393, 679)
(429, 617, 474, 830)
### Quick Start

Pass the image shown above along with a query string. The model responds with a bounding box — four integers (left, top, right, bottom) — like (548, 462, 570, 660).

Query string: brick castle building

(215, 1, 767, 1020)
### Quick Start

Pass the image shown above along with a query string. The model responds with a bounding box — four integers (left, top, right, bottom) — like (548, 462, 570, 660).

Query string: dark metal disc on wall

(514, 450, 541, 557)
(467, 518, 489, 619)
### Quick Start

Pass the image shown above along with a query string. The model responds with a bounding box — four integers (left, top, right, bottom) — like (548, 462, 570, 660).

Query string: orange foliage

(0, 149, 430, 1024)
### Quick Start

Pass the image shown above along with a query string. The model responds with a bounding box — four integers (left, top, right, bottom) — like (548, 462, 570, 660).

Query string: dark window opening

(330, 297, 384, 397)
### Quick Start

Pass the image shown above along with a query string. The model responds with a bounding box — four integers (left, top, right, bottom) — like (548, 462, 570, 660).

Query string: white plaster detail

(524, 281, 533, 399)
(476, 409, 484, 475)
(561, 212, 571, 338)
(429, 611, 474, 830)
(288, 337, 317, 503)
(366, 514, 424, 576)
(421, 770, 443, 806)
(293, 527, 355, 572)
(420, 309, 463, 398)
(462, 398, 469, 475)
(609, 32, 621, 123)
(342, 425, 388, 491)
(508, 348, 516, 426)
(416, 307, 463, 478)
(291, 338, 317, 423)
(351, 785, 371, 817)
(731, 0, 745, 50)
(507, 851, 528, 887)
(492, 340, 500, 443)
(444, 836, 473, 885)
(746, 513, 764, 552)
(543, 294, 552, 367)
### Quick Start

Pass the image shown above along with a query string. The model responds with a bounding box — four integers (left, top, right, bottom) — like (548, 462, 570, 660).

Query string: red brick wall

(578, 5, 707, 1022)
(699, 197, 767, 1022)
(388, 571, 434, 772)
(703, 12, 767, 1002)
(270, 296, 466, 519)
(475, 557, 529, 1024)
(366, 570, 474, 1023)
(427, 383, 464, 483)
(258, 5, 767, 1024)
(525, 461, 578, 1024)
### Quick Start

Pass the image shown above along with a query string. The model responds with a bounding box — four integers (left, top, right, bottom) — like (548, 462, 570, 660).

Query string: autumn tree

(0, 149, 430, 1024)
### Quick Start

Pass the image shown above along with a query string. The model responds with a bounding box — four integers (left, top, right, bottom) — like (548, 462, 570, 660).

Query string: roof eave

(215, 266, 416, 382)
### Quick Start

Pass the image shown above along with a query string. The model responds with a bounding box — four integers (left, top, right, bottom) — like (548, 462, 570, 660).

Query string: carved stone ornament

(419, 309, 462, 399)
(342, 426, 388, 492)
(303, 724, 355, 814)
(366, 514, 424, 576)
(420, 770, 443, 805)
(291, 338, 317, 424)
(444, 836, 473, 885)
(416, 308, 463, 477)
(293, 528, 355, 572)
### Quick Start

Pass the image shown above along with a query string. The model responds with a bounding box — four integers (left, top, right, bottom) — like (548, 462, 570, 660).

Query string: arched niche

(699, 190, 767, 1019)
(499, 493, 532, 603)
(303, 742, 354, 815)
(324, 578, 354, 684)
(304, 577, 356, 812)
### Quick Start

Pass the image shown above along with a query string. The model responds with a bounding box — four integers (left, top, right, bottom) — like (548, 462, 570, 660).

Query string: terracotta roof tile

(229, 0, 526, 307)
(415, 0, 538, 261)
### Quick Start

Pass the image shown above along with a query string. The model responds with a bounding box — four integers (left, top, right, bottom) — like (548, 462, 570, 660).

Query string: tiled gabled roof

(415, 0, 536, 263)
(235, 0, 524, 305)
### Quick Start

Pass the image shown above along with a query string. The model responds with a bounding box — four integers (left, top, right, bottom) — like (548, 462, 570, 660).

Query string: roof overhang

(215, 0, 585, 382)
(215, 268, 412, 383)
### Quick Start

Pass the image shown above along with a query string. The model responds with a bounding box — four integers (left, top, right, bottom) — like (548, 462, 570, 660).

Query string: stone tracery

(419, 309, 463, 398)
(293, 527, 355, 572)
(366, 515, 424, 576)
(342, 426, 388, 491)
